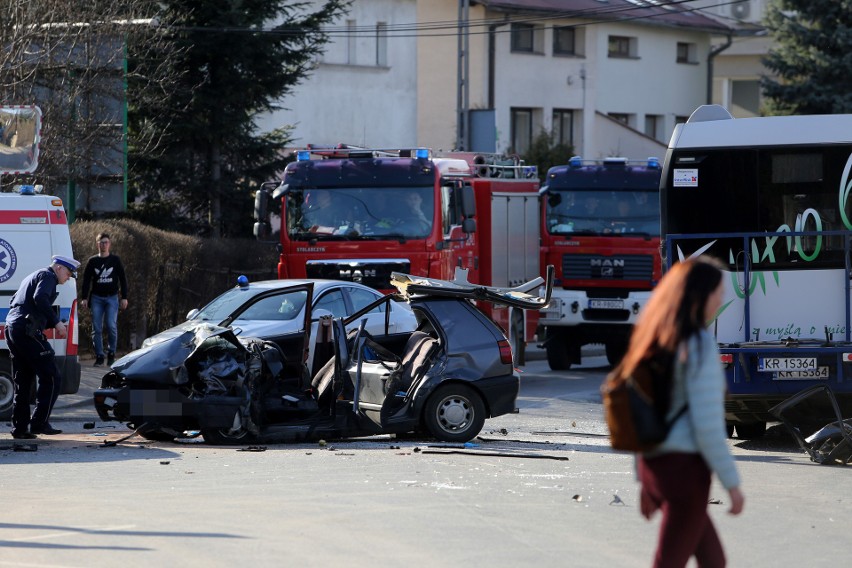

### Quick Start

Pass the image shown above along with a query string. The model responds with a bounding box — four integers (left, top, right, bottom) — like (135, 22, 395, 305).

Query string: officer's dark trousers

(5, 325, 62, 433)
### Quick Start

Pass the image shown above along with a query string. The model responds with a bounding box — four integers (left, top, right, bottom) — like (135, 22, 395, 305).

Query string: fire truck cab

(537, 156, 662, 370)
(253, 146, 541, 364)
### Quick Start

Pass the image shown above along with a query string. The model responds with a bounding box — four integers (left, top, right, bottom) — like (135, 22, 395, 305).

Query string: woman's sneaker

(107, 352, 115, 366)
(94, 356, 105, 367)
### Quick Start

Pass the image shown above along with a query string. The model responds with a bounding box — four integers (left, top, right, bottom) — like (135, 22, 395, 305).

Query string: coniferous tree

(762, 0, 852, 115)
(129, 0, 348, 237)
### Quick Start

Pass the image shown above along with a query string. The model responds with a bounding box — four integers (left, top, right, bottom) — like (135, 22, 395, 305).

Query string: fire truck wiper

(381, 233, 409, 244)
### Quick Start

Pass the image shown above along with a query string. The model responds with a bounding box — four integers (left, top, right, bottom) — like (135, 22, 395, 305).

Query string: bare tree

(0, 0, 181, 206)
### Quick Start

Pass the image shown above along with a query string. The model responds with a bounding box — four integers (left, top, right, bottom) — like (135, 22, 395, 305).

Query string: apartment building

(259, 1, 737, 159)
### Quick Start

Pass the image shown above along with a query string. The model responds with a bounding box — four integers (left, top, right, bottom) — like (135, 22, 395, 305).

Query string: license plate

(774, 367, 830, 380)
(758, 357, 817, 372)
(588, 299, 623, 310)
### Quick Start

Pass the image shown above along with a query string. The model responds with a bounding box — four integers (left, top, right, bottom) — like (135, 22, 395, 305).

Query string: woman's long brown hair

(620, 256, 724, 376)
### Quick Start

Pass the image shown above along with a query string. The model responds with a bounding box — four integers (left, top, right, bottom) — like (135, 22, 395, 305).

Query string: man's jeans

(91, 294, 119, 357)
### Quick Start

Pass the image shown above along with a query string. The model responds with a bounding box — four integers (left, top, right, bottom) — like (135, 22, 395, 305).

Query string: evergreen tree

(762, 0, 852, 115)
(129, 0, 348, 237)
(520, 130, 574, 183)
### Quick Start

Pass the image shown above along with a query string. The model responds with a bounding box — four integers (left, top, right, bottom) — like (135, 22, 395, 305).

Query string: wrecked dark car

(93, 268, 553, 444)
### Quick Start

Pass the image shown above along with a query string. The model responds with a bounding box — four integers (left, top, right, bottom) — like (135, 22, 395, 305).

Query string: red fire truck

(537, 157, 663, 370)
(253, 146, 541, 363)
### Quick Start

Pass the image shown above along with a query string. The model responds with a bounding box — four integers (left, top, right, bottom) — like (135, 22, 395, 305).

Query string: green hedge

(70, 219, 278, 355)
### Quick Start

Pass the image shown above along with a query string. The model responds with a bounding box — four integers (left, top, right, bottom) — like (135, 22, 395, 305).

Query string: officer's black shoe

(11, 430, 37, 439)
(94, 356, 104, 367)
(30, 424, 62, 435)
(107, 352, 115, 366)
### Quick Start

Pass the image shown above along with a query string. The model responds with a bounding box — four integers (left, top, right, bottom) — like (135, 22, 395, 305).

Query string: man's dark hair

(97, 232, 110, 241)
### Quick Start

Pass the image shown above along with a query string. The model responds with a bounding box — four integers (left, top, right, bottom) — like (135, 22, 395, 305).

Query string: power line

(167, 1, 754, 39)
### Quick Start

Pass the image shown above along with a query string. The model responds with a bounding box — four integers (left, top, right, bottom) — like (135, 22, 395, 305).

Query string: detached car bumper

(94, 386, 244, 430)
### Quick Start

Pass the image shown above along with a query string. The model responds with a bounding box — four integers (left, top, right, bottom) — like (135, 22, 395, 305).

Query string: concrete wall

(256, 0, 418, 148)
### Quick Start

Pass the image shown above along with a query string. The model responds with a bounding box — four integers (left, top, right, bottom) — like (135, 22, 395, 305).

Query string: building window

(511, 108, 534, 154)
(553, 26, 575, 55)
(676, 42, 697, 64)
(645, 114, 664, 141)
(675, 115, 690, 125)
(346, 19, 356, 64)
(553, 109, 574, 146)
(376, 22, 387, 66)
(511, 23, 542, 53)
(608, 35, 636, 58)
(731, 80, 761, 116)
(608, 113, 632, 128)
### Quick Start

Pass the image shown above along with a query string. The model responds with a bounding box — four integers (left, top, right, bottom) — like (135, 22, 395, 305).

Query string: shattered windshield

(545, 189, 659, 236)
(193, 288, 309, 323)
(286, 187, 434, 240)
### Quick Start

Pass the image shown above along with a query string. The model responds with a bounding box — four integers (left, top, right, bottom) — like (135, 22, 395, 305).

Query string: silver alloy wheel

(435, 393, 473, 433)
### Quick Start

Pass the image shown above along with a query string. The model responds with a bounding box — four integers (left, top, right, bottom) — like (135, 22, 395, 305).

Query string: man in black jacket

(80, 233, 129, 367)
(5, 255, 80, 438)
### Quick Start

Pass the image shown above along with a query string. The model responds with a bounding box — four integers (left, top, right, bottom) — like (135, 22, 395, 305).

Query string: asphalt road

(1, 349, 850, 567)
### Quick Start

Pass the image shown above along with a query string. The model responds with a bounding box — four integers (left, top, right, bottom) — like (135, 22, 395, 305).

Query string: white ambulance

(1, 105, 81, 419)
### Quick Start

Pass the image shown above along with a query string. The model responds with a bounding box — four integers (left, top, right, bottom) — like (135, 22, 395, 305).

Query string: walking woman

(623, 256, 745, 567)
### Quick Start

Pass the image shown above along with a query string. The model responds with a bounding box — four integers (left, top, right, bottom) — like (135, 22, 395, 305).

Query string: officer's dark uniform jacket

(6, 266, 61, 333)
(5, 266, 63, 435)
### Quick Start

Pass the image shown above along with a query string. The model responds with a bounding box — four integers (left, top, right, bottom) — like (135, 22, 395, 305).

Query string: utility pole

(456, 0, 470, 151)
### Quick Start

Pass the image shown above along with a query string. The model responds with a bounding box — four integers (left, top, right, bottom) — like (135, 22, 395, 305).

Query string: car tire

(423, 384, 486, 443)
(509, 308, 526, 367)
(605, 341, 627, 367)
(545, 330, 572, 371)
(0, 358, 13, 421)
(201, 426, 256, 445)
(735, 421, 766, 440)
(138, 425, 177, 442)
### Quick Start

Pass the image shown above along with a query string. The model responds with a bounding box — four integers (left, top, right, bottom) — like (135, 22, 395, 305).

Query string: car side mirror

(186, 309, 199, 321)
(311, 308, 333, 322)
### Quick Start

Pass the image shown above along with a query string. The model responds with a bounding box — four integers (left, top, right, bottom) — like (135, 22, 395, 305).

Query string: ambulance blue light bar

(297, 150, 311, 161)
(568, 156, 583, 167)
(647, 157, 661, 169)
(415, 148, 429, 159)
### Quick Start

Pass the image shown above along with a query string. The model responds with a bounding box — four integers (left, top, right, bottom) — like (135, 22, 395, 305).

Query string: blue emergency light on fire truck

(662, 104, 852, 440)
(253, 144, 541, 365)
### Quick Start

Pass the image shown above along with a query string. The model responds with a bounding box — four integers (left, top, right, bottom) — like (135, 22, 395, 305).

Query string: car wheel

(137, 425, 177, 442)
(509, 308, 526, 367)
(605, 341, 627, 367)
(0, 358, 13, 421)
(545, 330, 572, 371)
(423, 384, 486, 443)
(735, 421, 766, 440)
(201, 426, 255, 445)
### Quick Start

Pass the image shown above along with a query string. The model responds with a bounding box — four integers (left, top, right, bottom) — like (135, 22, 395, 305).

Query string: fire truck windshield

(545, 189, 659, 236)
(287, 187, 434, 240)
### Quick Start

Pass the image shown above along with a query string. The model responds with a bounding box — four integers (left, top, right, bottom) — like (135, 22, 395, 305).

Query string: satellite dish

(731, 1, 751, 20)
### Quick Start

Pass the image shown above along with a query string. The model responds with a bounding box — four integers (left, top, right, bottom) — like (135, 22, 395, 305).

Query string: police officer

(5, 254, 80, 439)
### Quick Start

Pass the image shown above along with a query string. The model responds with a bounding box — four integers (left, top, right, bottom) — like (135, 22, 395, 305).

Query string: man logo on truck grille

(340, 268, 376, 282)
(0, 237, 17, 283)
(590, 258, 624, 278)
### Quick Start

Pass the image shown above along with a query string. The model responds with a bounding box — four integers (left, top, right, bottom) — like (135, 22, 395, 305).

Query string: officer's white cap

(52, 255, 81, 277)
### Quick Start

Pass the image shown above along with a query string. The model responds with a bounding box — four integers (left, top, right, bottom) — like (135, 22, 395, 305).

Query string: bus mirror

(461, 184, 476, 218)
(254, 188, 269, 222)
(462, 218, 476, 234)
(253, 221, 271, 240)
(548, 193, 562, 207)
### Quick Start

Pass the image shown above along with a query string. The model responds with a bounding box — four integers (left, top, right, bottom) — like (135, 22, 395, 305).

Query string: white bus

(661, 104, 852, 439)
